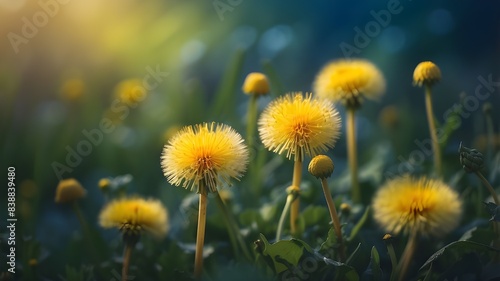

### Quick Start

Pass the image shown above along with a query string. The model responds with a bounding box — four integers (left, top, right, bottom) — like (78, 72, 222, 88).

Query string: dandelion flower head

(413, 61, 441, 87)
(372, 176, 462, 237)
(55, 178, 86, 203)
(313, 59, 385, 108)
(99, 197, 169, 238)
(258, 92, 341, 161)
(115, 79, 146, 106)
(308, 155, 335, 179)
(161, 122, 249, 193)
(242, 72, 270, 96)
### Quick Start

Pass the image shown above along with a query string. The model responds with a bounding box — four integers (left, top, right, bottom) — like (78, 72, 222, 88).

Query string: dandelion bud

(413, 61, 441, 87)
(242, 72, 270, 96)
(459, 142, 484, 173)
(308, 155, 334, 179)
(55, 178, 86, 204)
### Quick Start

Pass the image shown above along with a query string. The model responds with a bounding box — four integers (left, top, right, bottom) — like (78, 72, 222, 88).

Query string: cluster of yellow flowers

(53, 58, 464, 280)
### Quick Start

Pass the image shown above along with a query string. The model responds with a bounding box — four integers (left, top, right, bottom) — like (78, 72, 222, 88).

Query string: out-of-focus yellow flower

(413, 61, 441, 87)
(115, 79, 146, 106)
(372, 176, 462, 237)
(55, 178, 86, 203)
(258, 92, 341, 161)
(308, 155, 334, 179)
(242, 72, 270, 96)
(161, 122, 249, 194)
(99, 197, 169, 238)
(340, 203, 351, 215)
(98, 178, 111, 191)
(313, 59, 385, 108)
(60, 78, 85, 102)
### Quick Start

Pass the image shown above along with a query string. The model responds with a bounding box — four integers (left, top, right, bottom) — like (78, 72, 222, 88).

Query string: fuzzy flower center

(293, 122, 311, 145)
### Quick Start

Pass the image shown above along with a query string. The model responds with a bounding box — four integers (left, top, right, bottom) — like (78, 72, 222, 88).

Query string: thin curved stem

(396, 231, 418, 281)
(276, 193, 294, 241)
(424, 85, 442, 177)
(346, 108, 360, 203)
(320, 178, 345, 262)
(476, 171, 500, 205)
(194, 192, 208, 280)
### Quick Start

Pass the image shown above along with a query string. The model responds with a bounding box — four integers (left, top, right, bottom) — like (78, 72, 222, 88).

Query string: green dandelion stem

(396, 231, 418, 281)
(475, 171, 500, 205)
(276, 193, 295, 241)
(320, 178, 345, 262)
(424, 85, 442, 177)
(214, 192, 252, 262)
(122, 243, 132, 281)
(346, 107, 360, 203)
(290, 156, 303, 236)
(194, 189, 208, 280)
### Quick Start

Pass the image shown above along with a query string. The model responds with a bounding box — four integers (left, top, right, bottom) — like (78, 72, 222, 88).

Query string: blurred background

(1, 0, 500, 279)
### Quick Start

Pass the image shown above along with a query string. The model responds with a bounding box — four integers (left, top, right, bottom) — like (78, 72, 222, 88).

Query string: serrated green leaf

(258, 234, 313, 274)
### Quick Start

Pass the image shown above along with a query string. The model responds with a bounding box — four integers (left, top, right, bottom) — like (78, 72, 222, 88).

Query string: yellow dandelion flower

(308, 155, 335, 179)
(242, 72, 270, 95)
(413, 61, 441, 87)
(372, 176, 462, 237)
(99, 197, 169, 238)
(60, 78, 85, 102)
(161, 122, 249, 193)
(98, 178, 111, 191)
(258, 92, 341, 161)
(313, 59, 385, 108)
(115, 79, 146, 106)
(55, 178, 86, 203)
